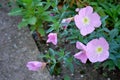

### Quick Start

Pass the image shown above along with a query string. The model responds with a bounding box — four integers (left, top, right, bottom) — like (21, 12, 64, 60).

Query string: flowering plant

(9, 0, 120, 79)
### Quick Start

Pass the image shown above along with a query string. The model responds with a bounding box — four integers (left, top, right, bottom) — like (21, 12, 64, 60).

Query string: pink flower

(74, 6, 101, 36)
(50, 13, 55, 16)
(74, 41, 88, 63)
(61, 17, 73, 29)
(86, 37, 109, 63)
(26, 61, 43, 71)
(47, 33, 57, 45)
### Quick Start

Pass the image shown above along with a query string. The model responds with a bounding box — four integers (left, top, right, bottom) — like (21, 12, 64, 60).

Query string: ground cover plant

(9, 0, 120, 80)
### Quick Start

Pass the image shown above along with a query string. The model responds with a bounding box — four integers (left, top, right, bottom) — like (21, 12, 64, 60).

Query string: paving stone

(0, 1, 52, 80)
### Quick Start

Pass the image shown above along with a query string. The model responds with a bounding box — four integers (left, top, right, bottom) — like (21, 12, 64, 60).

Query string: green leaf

(46, 26, 54, 33)
(64, 75, 71, 80)
(101, 15, 109, 22)
(64, 57, 74, 73)
(44, 2, 51, 10)
(67, 62, 74, 73)
(109, 54, 116, 60)
(109, 28, 119, 38)
(18, 20, 28, 29)
(22, 0, 32, 4)
(115, 59, 120, 69)
(28, 16, 37, 25)
(49, 64, 56, 75)
(8, 8, 22, 16)
(38, 54, 48, 58)
(102, 60, 115, 70)
(59, 50, 65, 56)
(49, 48, 56, 56)
(66, 36, 77, 40)
(30, 25, 36, 32)
(38, 27, 45, 36)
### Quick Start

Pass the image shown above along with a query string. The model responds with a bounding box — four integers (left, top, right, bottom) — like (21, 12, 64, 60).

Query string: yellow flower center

(82, 17, 89, 25)
(96, 46, 103, 54)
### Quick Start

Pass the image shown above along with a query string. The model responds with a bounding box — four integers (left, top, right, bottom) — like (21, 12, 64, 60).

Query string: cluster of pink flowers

(74, 6, 109, 63)
(26, 6, 110, 71)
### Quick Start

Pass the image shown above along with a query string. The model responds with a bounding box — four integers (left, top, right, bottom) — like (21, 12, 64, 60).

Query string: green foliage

(88, 1, 120, 71)
(40, 48, 74, 75)
(9, 0, 54, 36)
(8, 8, 22, 16)
(63, 75, 71, 80)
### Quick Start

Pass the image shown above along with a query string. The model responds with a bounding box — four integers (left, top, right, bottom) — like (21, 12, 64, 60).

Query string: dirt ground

(0, 1, 51, 80)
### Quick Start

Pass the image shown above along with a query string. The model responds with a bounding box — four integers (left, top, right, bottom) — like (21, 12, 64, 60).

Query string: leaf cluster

(40, 48, 74, 75)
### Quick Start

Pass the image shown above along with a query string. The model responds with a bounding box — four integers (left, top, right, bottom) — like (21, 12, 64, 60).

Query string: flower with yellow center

(74, 6, 101, 36)
(82, 17, 90, 25)
(86, 37, 109, 63)
(96, 46, 103, 54)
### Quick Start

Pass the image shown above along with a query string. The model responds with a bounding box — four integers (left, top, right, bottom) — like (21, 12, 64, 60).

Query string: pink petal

(98, 51, 109, 62)
(99, 37, 109, 50)
(79, 6, 93, 16)
(74, 15, 84, 30)
(85, 6, 93, 15)
(90, 12, 101, 27)
(78, 7, 86, 16)
(74, 52, 87, 63)
(26, 61, 42, 71)
(86, 43, 98, 63)
(76, 41, 86, 50)
(80, 25, 95, 36)
(47, 33, 57, 45)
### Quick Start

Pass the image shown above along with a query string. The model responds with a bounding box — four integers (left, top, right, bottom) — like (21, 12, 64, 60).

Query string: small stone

(8, 37, 11, 40)
(5, 33, 7, 36)
(80, 75, 84, 78)
(107, 78, 111, 80)
(46, 44, 49, 46)
(13, 44, 17, 49)
(71, 73, 74, 76)
(19, 41, 23, 44)
(22, 47, 27, 51)
(57, 75, 60, 78)
(44, 50, 48, 53)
